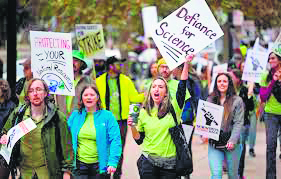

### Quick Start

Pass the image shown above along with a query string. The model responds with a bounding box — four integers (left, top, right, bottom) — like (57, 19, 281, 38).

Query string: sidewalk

(122, 122, 281, 178)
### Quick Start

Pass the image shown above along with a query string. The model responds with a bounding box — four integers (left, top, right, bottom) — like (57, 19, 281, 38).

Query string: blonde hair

(144, 77, 172, 119)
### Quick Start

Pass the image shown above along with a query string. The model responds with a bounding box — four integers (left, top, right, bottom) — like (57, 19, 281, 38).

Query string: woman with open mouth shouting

(67, 84, 122, 178)
(128, 55, 194, 179)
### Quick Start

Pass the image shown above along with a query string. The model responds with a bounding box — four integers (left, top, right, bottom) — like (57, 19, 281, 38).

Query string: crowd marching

(0, 38, 280, 179)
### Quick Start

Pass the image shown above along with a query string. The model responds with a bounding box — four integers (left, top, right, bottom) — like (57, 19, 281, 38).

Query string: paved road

(121, 122, 281, 179)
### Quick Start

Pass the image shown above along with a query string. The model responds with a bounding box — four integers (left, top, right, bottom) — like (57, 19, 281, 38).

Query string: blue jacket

(67, 109, 122, 174)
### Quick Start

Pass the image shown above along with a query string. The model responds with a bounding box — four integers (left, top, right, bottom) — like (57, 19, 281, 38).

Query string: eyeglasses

(28, 88, 45, 94)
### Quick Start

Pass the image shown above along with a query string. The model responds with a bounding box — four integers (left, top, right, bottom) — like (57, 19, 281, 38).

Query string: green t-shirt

(136, 98, 182, 158)
(77, 113, 98, 164)
(260, 71, 281, 115)
(108, 78, 121, 121)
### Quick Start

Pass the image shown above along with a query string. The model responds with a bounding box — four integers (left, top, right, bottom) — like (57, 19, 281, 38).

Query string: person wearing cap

(14, 58, 33, 105)
(96, 56, 144, 177)
(56, 50, 94, 118)
(157, 58, 191, 101)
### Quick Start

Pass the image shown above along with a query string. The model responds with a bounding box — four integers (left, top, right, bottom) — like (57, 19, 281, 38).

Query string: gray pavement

(122, 122, 281, 179)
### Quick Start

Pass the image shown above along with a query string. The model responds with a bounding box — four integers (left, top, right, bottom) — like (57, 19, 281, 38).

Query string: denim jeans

(248, 112, 257, 149)
(208, 143, 242, 179)
(238, 125, 250, 177)
(263, 112, 281, 179)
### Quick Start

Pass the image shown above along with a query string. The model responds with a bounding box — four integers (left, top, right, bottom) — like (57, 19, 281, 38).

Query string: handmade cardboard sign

(75, 24, 106, 59)
(151, 0, 224, 70)
(195, 100, 224, 141)
(30, 31, 74, 96)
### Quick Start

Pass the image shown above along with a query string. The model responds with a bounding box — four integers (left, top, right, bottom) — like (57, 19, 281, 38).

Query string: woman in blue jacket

(67, 84, 122, 178)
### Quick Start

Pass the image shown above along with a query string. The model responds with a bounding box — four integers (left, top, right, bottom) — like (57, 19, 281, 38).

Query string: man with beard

(0, 78, 73, 178)
(56, 50, 94, 118)
(96, 56, 144, 178)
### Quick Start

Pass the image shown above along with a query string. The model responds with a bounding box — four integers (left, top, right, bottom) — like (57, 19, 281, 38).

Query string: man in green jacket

(96, 56, 144, 177)
(0, 78, 73, 179)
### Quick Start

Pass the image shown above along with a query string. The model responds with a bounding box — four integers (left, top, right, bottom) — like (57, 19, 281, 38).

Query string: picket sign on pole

(30, 31, 74, 96)
(151, 0, 224, 70)
(195, 100, 224, 141)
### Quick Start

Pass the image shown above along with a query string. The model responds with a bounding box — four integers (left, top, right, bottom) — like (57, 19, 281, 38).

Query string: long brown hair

(79, 84, 103, 113)
(267, 52, 281, 83)
(144, 77, 172, 119)
(210, 72, 236, 121)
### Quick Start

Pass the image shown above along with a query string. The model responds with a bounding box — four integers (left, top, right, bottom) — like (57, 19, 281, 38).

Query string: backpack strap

(170, 105, 178, 126)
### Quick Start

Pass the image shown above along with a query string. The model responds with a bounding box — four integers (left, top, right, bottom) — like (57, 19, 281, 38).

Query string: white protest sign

(30, 31, 74, 96)
(242, 49, 268, 83)
(195, 100, 224, 141)
(75, 24, 106, 59)
(200, 42, 216, 54)
(272, 32, 281, 57)
(151, 0, 224, 70)
(0, 118, 36, 164)
(253, 37, 267, 53)
(209, 63, 228, 94)
(182, 124, 194, 144)
(142, 6, 158, 38)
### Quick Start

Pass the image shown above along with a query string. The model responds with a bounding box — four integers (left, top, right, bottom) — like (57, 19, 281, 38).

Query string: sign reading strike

(151, 0, 224, 70)
(272, 32, 281, 57)
(195, 100, 224, 141)
(242, 49, 268, 83)
(75, 24, 105, 59)
(30, 31, 74, 96)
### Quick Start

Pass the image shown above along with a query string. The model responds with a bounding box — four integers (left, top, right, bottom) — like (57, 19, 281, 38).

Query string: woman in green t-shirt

(259, 52, 281, 179)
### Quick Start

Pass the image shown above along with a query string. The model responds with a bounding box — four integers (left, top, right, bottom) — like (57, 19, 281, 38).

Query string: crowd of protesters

(0, 36, 280, 179)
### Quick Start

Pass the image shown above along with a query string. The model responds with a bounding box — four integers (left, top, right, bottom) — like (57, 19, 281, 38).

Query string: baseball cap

(19, 58, 31, 66)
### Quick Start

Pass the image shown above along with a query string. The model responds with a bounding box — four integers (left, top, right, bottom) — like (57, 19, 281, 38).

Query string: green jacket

(1, 103, 73, 178)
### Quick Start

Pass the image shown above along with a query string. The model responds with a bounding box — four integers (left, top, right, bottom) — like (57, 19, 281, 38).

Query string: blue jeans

(248, 112, 257, 149)
(263, 112, 281, 179)
(208, 143, 242, 179)
(238, 125, 250, 177)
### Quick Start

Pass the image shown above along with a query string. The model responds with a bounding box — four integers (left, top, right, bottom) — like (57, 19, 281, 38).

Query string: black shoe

(249, 149, 256, 157)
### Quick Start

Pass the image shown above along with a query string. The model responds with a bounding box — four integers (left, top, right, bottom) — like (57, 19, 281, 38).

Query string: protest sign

(0, 118, 36, 164)
(142, 6, 158, 38)
(30, 31, 74, 96)
(272, 32, 281, 57)
(195, 99, 224, 141)
(242, 49, 268, 83)
(75, 24, 106, 59)
(209, 63, 228, 94)
(151, 0, 224, 70)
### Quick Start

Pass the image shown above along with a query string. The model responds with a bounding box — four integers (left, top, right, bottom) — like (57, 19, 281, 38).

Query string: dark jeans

(75, 160, 109, 179)
(0, 155, 9, 179)
(115, 120, 127, 178)
(137, 155, 178, 179)
(238, 125, 250, 177)
(263, 112, 281, 179)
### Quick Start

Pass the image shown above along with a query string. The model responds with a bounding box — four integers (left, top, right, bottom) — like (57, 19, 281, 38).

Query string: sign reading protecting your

(272, 32, 281, 57)
(30, 31, 74, 96)
(195, 100, 224, 141)
(151, 0, 224, 70)
(242, 49, 268, 83)
(75, 24, 106, 59)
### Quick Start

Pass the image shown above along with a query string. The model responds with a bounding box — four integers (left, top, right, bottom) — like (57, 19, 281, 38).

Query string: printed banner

(75, 24, 106, 59)
(195, 100, 224, 141)
(0, 118, 37, 164)
(242, 49, 268, 83)
(151, 0, 224, 70)
(30, 31, 74, 96)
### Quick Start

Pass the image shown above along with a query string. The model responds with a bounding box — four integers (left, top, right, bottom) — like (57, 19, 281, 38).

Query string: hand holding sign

(0, 135, 8, 144)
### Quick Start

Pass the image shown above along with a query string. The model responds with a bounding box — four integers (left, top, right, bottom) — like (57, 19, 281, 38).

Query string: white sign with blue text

(151, 0, 224, 70)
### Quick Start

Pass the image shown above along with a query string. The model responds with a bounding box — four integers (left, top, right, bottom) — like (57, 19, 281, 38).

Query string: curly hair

(78, 84, 103, 113)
